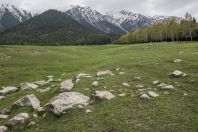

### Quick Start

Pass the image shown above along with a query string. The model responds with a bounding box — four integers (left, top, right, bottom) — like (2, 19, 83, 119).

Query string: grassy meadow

(0, 42, 198, 132)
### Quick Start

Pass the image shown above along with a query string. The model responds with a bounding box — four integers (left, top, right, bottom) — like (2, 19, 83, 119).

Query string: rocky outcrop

(48, 92, 90, 115)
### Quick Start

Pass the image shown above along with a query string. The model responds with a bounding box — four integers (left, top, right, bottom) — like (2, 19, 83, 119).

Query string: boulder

(0, 126, 8, 132)
(60, 79, 74, 92)
(0, 114, 8, 119)
(0, 87, 18, 95)
(140, 93, 150, 100)
(148, 91, 159, 97)
(95, 91, 115, 100)
(171, 70, 184, 77)
(6, 113, 29, 126)
(92, 81, 99, 87)
(48, 92, 90, 115)
(20, 83, 38, 90)
(97, 70, 114, 77)
(13, 94, 43, 111)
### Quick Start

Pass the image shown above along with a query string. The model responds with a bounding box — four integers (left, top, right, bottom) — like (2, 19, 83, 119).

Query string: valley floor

(0, 42, 198, 132)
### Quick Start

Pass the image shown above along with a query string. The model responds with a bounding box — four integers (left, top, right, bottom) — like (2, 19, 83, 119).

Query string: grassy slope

(0, 42, 198, 132)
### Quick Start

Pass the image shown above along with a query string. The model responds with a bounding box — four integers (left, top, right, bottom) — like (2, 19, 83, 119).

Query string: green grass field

(0, 42, 198, 132)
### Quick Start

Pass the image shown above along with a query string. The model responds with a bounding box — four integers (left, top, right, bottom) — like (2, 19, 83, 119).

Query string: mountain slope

(66, 6, 126, 36)
(0, 4, 32, 31)
(0, 10, 110, 45)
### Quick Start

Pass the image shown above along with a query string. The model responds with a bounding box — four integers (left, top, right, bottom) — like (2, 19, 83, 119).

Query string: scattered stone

(136, 84, 144, 88)
(173, 59, 182, 63)
(92, 81, 99, 87)
(13, 94, 43, 111)
(60, 79, 74, 92)
(34, 80, 48, 86)
(6, 113, 29, 126)
(78, 105, 84, 109)
(84, 88, 90, 91)
(0, 87, 18, 95)
(0, 109, 10, 115)
(171, 70, 185, 77)
(122, 83, 130, 87)
(116, 67, 120, 71)
(158, 83, 174, 90)
(152, 80, 160, 85)
(0, 114, 8, 119)
(95, 91, 115, 100)
(119, 72, 125, 75)
(118, 93, 126, 97)
(97, 70, 114, 77)
(148, 91, 159, 97)
(138, 89, 146, 92)
(27, 121, 35, 127)
(0, 96, 5, 100)
(183, 92, 188, 96)
(134, 77, 141, 80)
(37, 87, 51, 92)
(0, 126, 8, 132)
(33, 114, 38, 118)
(48, 92, 90, 115)
(140, 94, 150, 100)
(85, 109, 92, 113)
(20, 83, 38, 90)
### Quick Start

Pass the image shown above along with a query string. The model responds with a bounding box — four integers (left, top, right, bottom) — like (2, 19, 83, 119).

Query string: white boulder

(97, 70, 114, 77)
(6, 113, 29, 126)
(20, 83, 38, 90)
(13, 94, 43, 111)
(0, 87, 18, 95)
(60, 79, 74, 92)
(95, 91, 115, 100)
(48, 92, 90, 115)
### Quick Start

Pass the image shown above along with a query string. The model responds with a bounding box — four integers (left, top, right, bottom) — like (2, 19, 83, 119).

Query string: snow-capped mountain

(65, 6, 125, 35)
(66, 6, 182, 33)
(0, 4, 32, 31)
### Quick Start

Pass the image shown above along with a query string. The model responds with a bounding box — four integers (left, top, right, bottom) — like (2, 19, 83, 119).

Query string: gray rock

(159, 83, 174, 90)
(173, 59, 182, 63)
(148, 91, 159, 97)
(119, 72, 125, 75)
(0, 126, 8, 132)
(171, 70, 184, 77)
(13, 94, 43, 111)
(85, 109, 92, 113)
(37, 87, 51, 92)
(20, 83, 38, 90)
(118, 93, 126, 97)
(60, 79, 74, 92)
(0, 114, 8, 119)
(6, 113, 29, 126)
(92, 81, 99, 87)
(0, 87, 18, 95)
(95, 91, 115, 100)
(27, 121, 35, 127)
(97, 70, 114, 77)
(122, 83, 130, 87)
(136, 84, 144, 88)
(140, 93, 150, 100)
(48, 92, 90, 115)
(34, 80, 48, 86)
(152, 80, 160, 85)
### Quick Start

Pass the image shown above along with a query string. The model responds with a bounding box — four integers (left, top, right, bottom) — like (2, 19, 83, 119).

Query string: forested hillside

(116, 13, 198, 44)
(0, 10, 110, 45)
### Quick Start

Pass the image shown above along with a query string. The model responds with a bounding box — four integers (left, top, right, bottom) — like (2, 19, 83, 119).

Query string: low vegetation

(0, 42, 198, 131)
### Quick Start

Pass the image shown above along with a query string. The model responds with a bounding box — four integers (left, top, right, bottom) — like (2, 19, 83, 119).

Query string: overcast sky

(1, 0, 198, 18)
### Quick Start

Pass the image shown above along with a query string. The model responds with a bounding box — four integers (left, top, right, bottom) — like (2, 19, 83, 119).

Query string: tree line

(116, 13, 198, 44)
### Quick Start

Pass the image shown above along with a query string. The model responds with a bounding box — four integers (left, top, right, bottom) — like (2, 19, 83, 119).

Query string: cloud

(1, 0, 198, 18)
